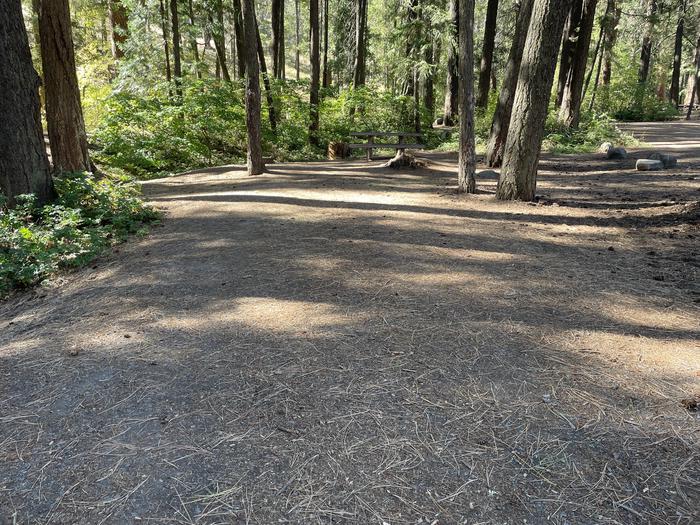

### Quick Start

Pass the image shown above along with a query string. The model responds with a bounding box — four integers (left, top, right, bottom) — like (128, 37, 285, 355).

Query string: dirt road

(1, 121, 698, 524)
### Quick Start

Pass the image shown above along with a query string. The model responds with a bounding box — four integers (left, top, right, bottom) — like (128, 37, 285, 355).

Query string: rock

(433, 117, 444, 127)
(636, 159, 663, 171)
(648, 151, 678, 168)
(599, 142, 614, 154)
(477, 169, 499, 179)
(606, 147, 628, 159)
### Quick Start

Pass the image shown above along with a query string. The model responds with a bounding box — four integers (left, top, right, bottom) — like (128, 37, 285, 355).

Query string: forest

(1, 0, 700, 523)
(1, 0, 699, 292)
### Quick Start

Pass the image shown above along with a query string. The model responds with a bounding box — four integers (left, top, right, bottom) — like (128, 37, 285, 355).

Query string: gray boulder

(648, 152, 678, 168)
(606, 147, 628, 160)
(636, 159, 664, 171)
(599, 142, 614, 154)
(477, 169, 499, 179)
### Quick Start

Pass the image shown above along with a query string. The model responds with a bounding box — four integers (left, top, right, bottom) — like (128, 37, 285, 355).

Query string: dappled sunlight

(2, 134, 699, 525)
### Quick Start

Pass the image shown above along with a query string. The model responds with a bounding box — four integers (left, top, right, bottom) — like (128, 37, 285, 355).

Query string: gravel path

(1, 121, 699, 524)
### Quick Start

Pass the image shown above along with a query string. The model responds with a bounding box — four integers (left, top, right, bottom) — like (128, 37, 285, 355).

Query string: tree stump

(328, 141, 349, 160)
(382, 152, 426, 169)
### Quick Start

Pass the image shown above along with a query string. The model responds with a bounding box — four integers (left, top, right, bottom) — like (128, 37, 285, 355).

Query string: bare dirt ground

(1, 120, 699, 524)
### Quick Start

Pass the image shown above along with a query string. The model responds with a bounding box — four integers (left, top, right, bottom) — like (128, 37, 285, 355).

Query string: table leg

(367, 136, 373, 161)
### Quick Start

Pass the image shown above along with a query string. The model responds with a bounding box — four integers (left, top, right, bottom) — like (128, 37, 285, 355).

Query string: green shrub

(594, 83, 679, 122)
(92, 79, 437, 176)
(543, 111, 638, 153)
(0, 172, 159, 296)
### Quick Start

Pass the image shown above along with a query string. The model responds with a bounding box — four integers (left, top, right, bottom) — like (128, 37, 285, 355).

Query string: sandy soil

(1, 121, 699, 524)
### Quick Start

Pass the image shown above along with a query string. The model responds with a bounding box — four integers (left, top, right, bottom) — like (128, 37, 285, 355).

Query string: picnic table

(348, 131, 425, 161)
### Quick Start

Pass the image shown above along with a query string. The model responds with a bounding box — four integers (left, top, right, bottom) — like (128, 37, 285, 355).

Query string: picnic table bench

(349, 131, 425, 161)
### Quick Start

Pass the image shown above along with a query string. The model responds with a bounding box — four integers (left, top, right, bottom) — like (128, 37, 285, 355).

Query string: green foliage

(594, 83, 679, 122)
(92, 79, 434, 176)
(0, 173, 159, 296)
(543, 112, 638, 153)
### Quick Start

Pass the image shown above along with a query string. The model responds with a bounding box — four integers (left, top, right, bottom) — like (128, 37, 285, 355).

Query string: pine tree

(497, 0, 574, 201)
(0, 0, 53, 205)
(458, 0, 476, 194)
(37, 0, 92, 173)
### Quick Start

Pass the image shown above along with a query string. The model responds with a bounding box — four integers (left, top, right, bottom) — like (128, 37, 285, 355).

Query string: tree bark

(159, 0, 172, 84)
(323, 0, 330, 87)
(210, 0, 230, 82)
(686, 33, 700, 120)
(497, 0, 573, 201)
(669, 0, 686, 106)
(424, 39, 437, 122)
(639, 0, 656, 84)
(272, 0, 285, 79)
(37, 0, 92, 174)
(108, 0, 128, 60)
(556, 0, 583, 107)
(295, 0, 301, 80)
(254, 17, 277, 131)
(558, 0, 598, 128)
(443, 0, 459, 125)
(601, 1, 619, 85)
(241, 0, 264, 175)
(0, 0, 53, 206)
(232, 0, 246, 78)
(170, 0, 182, 95)
(457, 0, 476, 194)
(309, 0, 321, 145)
(187, 0, 201, 78)
(476, 0, 499, 109)
(485, 0, 534, 168)
(353, 0, 368, 87)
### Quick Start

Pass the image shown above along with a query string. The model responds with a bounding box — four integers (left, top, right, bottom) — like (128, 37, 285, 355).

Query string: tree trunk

(587, 26, 606, 110)
(170, 0, 182, 95)
(210, 0, 230, 82)
(295, 0, 300, 80)
(241, 0, 264, 175)
(476, 0, 499, 109)
(457, 0, 476, 194)
(556, 0, 583, 107)
(582, 1, 608, 102)
(159, 0, 172, 84)
(37, 0, 92, 174)
(0, 0, 53, 206)
(322, 0, 330, 87)
(639, 0, 656, 84)
(424, 39, 437, 122)
(686, 33, 700, 120)
(601, 1, 619, 85)
(497, 0, 573, 201)
(558, 0, 598, 128)
(353, 0, 368, 87)
(108, 0, 128, 60)
(232, 0, 246, 78)
(443, 0, 459, 125)
(669, 0, 686, 107)
(485, 0, 534, 168)
(272, 0, 285, 79)
(254, 17, 277, 131)
(187, 0, 201, 78)
(309, 0, 321, 146)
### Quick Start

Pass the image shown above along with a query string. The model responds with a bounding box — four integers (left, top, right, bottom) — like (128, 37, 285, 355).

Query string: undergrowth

(0, 172, 159, 296)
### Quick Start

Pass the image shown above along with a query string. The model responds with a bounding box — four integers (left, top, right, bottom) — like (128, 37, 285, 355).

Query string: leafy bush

(92, 79, 435, 177)
(0, 172, 159, 296)
(543, 111, 638, 153)
(592, 82, 679, 122)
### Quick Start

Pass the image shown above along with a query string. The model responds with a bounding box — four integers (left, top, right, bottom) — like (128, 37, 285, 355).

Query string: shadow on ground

(1, 124, 699, 524)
